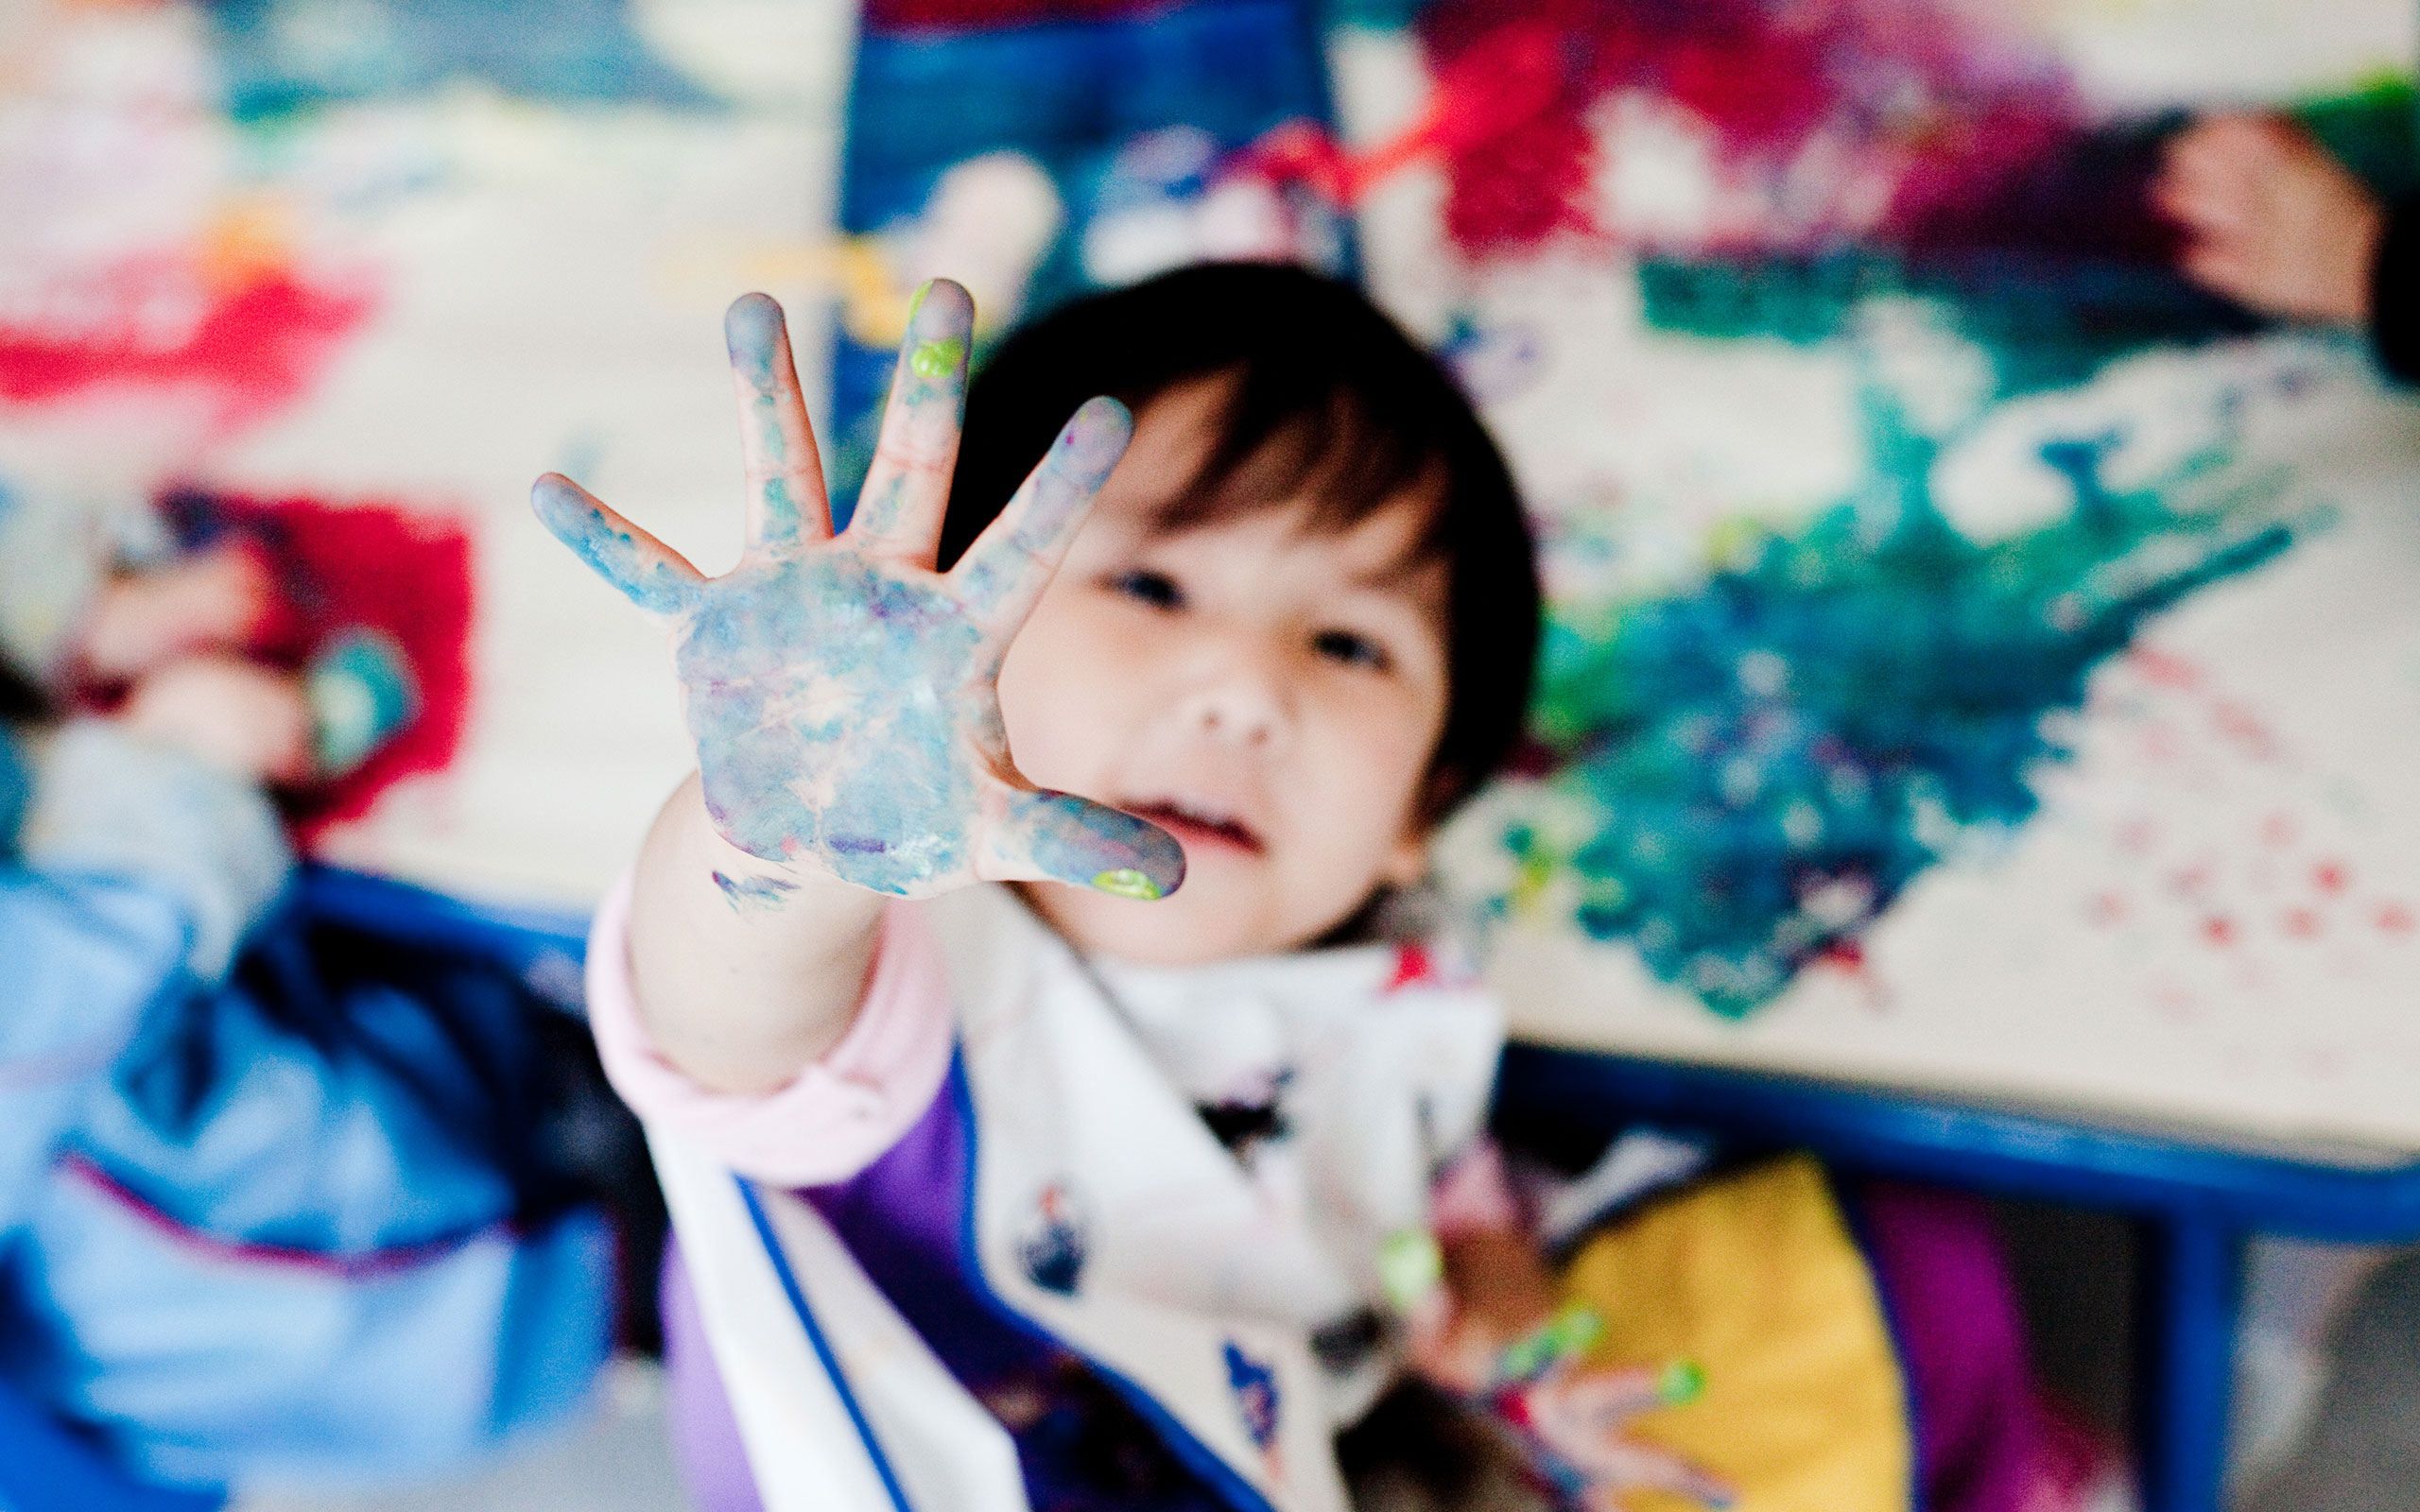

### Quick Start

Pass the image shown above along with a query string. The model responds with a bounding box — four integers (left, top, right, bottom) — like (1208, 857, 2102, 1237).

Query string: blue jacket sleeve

(0, 868, 192, 1235)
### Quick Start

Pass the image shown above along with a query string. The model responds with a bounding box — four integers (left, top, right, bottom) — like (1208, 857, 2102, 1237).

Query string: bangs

(1149, 369, 1450, 563)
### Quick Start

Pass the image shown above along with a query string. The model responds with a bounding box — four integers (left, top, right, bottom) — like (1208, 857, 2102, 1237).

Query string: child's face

(998, 378, 1451, 965)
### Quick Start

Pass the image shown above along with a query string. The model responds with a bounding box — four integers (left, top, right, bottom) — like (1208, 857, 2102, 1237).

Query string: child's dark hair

(941, 262, 1540, 821)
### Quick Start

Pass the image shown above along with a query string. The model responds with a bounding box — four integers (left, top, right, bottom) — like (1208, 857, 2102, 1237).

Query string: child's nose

(1177, 652, 1292, 751)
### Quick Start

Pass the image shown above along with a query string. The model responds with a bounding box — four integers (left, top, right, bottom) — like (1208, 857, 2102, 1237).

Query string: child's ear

(1383, 766, 1464, 886)
(1381, 824, 1431, 889)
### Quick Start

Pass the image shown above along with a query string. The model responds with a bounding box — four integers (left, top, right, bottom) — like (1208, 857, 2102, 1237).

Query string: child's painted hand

(2153, 113, 2382, 324)
(531, 283, 1184, 902)
(1505, 1359, 1734, 1512)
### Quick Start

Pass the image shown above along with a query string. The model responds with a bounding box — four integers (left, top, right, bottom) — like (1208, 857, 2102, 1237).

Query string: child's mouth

(1127, 799, 1264, 856)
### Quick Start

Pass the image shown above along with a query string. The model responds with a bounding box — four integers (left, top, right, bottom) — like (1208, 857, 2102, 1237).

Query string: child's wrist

(662, 773, 886, 921)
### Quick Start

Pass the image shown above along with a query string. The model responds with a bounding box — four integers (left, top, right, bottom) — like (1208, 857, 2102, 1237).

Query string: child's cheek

(995, 593, 1115, 795)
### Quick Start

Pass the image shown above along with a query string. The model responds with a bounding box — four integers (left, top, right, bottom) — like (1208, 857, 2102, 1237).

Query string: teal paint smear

(1513, 398, 2320, 1017)
(199, 0, 717, 121)
(2292, 79, 2420, 205)
(724, 293, 791, 393)
(1636, 250, 2257, 402)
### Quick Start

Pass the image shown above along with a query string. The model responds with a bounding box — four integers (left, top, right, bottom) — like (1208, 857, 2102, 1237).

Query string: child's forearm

(627, 772, 887, 1095)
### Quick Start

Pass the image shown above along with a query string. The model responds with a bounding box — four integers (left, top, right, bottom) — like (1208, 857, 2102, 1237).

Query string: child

(0, 512, 617, 1496)
(5, 533, 335, 987)
(546, 265, 2048, 1512)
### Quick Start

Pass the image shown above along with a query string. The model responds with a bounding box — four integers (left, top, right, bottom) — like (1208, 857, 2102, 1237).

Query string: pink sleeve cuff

(585, 875, 956, 1187)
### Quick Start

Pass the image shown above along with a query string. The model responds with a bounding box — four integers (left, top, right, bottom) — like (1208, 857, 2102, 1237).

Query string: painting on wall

(1317, 0, 2420, 1143)
(0, 0, 861, 898)
(816, 0, 1346, 505)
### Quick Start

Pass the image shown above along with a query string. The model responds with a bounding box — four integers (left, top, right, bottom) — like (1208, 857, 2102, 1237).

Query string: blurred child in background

(0, 491, 620, 1501)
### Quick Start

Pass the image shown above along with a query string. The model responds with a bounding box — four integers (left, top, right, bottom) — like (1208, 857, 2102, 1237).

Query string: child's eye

(1312, 628, 1391, 671)
(1108, 569, 1184, 610)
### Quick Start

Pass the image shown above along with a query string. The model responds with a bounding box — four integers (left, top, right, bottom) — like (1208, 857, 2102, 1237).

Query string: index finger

(948, 396, 1132, 631)
(724, 292, 832, 554)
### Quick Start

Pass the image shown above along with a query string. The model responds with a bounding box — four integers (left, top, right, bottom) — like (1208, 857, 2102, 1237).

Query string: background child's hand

(2153, 113, 2382, 324)
(531, 283, 1184, 902)
(118, 653, 313, 784)
(78, 542, 280, 683)
(1512, 1361, 1734, 1512)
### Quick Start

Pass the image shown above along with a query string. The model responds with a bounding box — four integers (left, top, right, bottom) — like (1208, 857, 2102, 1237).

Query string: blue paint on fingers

(954, 396, 1132, 619)
(1000, 789, 1185, 899)
(723, 293, 790, 389)
(713, 870, 799, 911)
(530, 473, 702, 615)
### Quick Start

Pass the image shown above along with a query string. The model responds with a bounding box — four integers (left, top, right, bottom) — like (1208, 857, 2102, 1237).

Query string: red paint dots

(2086, 891, 2127, 926)
(2281, 908, 2321, 939)
(2259, 813, 2296, 848)
(2131, 648, 2202, 689)
(2378, 902, 2414, 937)
(2314, 861, 2351, 896)
(2201, 917, 2237, 947)
(2212, 701, 2277, 760)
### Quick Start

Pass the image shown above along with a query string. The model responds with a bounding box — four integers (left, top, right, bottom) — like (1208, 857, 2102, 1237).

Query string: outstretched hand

(1410, 1280, 1731, 1512)
(1510, 1361, 1733, 1512)
(531, 282, 1184, 902)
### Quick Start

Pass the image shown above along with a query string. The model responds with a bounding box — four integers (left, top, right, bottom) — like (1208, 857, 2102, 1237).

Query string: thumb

(978, 787, 1185, 900)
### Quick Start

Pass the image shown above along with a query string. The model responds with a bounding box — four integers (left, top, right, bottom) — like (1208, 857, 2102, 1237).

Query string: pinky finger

(979, 787, 1185, 900)
(532, 472, 706, 618)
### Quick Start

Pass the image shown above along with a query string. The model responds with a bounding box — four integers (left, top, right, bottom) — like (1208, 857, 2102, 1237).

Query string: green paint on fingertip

(1377, 1229, 1443, 1313)
(1658, 1357, 1707, 1406)
(1092, 868, 1162, 900)
(907, 280, 931, 324)
(909, 336, 965, 379)
(1495, 1301, 1606, 1383)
